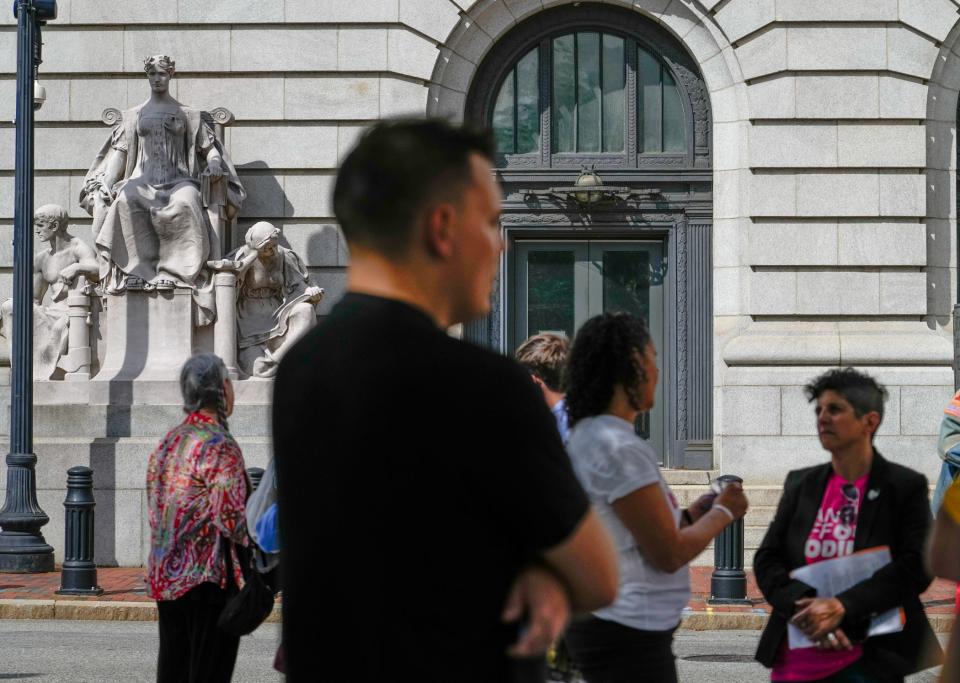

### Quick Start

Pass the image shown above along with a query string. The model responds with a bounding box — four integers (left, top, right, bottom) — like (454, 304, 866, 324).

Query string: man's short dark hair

(333, 118, 496, 257)
(515, 333, 570, 393)
(804, 368, 887, 425)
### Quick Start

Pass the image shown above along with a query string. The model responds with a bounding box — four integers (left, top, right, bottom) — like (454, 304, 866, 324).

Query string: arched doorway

(464, 4, 713, 469)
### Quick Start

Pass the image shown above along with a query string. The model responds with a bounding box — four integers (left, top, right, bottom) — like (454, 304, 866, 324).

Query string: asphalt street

(0, 622, 947, 682)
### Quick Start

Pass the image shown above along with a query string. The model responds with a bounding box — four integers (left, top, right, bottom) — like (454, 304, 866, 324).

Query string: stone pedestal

(213, 273, 239, 380)
(94, 288, 193, 383)
(61, 290, 93, 381)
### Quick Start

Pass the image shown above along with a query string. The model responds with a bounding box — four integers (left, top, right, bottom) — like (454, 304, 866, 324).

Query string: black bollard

(57, 466, 102, 596)
(247, 467, 265, 493)
(708, 474, 749, 605)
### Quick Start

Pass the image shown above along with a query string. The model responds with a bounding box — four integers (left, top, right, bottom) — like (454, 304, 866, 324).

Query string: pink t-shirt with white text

(771, 472, 868, 681)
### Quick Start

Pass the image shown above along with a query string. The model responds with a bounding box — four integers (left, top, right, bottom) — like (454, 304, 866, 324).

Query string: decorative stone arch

(925, 18, 960, 383)
(428, 0, 751, 468)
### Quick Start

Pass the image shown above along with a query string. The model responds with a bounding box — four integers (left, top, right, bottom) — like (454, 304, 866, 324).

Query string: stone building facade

(1, 0, 959, 565)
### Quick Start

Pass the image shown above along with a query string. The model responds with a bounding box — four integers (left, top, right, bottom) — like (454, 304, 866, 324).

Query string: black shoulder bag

(217, 537, 276, 637)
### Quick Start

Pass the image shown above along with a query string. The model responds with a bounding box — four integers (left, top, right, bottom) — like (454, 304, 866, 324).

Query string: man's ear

(863, 411, 881, 438)
(423, 203, 457, 259)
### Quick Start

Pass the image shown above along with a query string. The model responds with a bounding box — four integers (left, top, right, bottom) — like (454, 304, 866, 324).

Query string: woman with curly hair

(563, 312, 749, 683)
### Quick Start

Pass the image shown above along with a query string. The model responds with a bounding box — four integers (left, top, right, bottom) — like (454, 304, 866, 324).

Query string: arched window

(468, 8, 710, 170)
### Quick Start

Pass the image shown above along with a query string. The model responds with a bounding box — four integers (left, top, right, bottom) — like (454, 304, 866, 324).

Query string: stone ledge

(0, 598, 282, 623)
(723, 322, 952, 366)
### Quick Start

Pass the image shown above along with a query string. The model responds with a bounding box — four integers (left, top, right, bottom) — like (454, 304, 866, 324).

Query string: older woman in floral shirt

(147, 353, 249, 683)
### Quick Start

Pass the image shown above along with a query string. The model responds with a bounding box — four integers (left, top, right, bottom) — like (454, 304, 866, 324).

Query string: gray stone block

(837, 222, 926, 266)
(432, 47, 474, 94)
(428, 83, 467, 120)
(178, 0, 284, 23)
(284, 174, 335, 218)
(718, 436, 826, 484)
(401, 0, 461, 43)
(713, 265, 749, 316)
(285, 77, 380, 120)
(714, 0, 775, 43)
(899, 0, 959, 42)
(444, 16, 494, 64)
(795, 75, 879, 119)
(0, 175, 72, 220)
(310, 269, 349, 315)
(749, 270, 796, 315)
(471, 0, 516, 39)
(176, 77, 285, 121)
(275, 223, 341, 267)
(926, 220, 954, 268)
(879, 271, 927, 315)
(925, 120, 955, 171)
(718, 387, 780, 436)
(337, 124, 368, 163)
(504, 0, 544, 21)
(750, 173, 796, 217)
(380, 77, 429, 117)
(657, 0, 701, 39)
(797, 173, 879, 217)
(230, 125, 338, 170)
(776, 0, 897, 21)
(873, 435, 941, 481)
(231, 28, 338, 72)
(788, 27, 886, 71)
(125, 29, 231, 73)
(286, 0, 399, 22)
(388, 28, 440, 81)
(879, 75, 928, 119)
(926, 169, 956, 220)
(902, 384, 956, 437)
(927, 266, 954, 317)
(748, 222, 838, 266)
(339, 28, 389, 71)
(796, 271, 880, 315)
(70, 0, 168, 22)
(747, 76, 795, 119)
(735, 27, 786, 81)
(750, 123, 837, 168)
(42, 29, 123, 74)
(878, 173, 925, 217)
(887, 26, 939, 79)
(235, 173, 288, 218)
(713, 218, 747, 268)
(837, 124, 926, 168)
(66, 78, 128, 122)
(29, 127, 105, 172)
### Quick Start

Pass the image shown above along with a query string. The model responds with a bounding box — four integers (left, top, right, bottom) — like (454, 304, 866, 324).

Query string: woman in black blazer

(754, 369, 941, 682)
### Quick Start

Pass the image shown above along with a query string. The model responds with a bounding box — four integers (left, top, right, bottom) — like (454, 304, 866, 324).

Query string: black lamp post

(0, 0, 58, 573)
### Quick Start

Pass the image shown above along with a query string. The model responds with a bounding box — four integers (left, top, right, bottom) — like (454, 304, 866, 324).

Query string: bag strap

(221, 536, 239, 590)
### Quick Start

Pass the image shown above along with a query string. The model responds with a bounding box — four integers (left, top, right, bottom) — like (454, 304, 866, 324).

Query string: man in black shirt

(273, 119, 617, 682)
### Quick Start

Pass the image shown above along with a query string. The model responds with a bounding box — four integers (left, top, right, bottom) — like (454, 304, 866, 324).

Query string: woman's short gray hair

(180, 353, 228, 426)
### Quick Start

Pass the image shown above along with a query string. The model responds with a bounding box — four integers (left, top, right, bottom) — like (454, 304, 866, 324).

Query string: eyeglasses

(839, 483, 859, 526)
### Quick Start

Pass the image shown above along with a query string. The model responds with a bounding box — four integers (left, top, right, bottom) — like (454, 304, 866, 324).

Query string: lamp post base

(0, 532, 55, 573)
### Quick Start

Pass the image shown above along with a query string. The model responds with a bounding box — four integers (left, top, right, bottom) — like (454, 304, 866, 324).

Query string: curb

(0, 599, 282, 623)
(0, 600, 953, 633)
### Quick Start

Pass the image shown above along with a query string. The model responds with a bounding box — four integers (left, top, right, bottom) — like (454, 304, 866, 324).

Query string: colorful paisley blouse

(146, 412, 248, 601)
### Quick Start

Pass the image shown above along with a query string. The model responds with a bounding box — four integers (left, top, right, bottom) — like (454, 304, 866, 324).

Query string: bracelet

(712, 503, 736, 521)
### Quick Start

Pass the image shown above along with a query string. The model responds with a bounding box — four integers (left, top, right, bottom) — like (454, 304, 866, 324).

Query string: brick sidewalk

(1, 566, 956, 615)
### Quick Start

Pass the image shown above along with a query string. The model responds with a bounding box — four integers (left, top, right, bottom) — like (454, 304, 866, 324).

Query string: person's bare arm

(539, 508, 619, 613)
(67, 239, 100, 283)
(613, 483, 747, 574)
(927, 507, 960, 581)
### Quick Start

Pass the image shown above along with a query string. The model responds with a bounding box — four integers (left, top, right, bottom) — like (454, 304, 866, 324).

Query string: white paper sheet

(786, 546, 905, 649)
